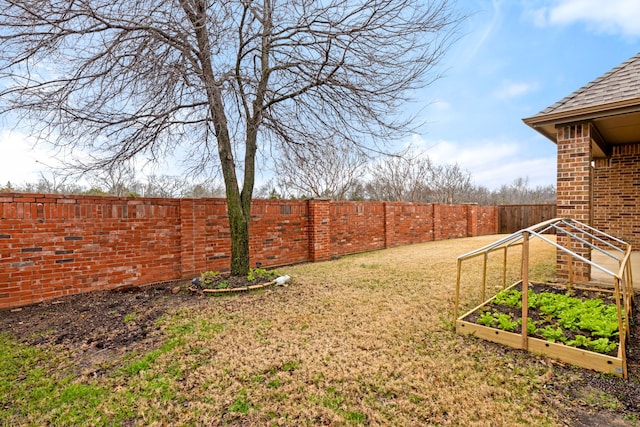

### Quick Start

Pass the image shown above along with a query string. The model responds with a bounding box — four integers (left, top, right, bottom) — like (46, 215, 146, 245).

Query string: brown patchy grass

(3, 235, 639, 426)
(130, 236, 556, 425)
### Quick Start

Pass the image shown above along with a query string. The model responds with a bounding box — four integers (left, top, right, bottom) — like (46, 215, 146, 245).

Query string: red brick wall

(593, 143, 640, 246)
(385, 202, 435, 246)
(0, 194, 498, 308)
(0, 194, 182, 308)
(477, 205, 498, 236)
(249, 201, 310, 268)
(178, 199, 311, 276)
(330, 202, 386, 256)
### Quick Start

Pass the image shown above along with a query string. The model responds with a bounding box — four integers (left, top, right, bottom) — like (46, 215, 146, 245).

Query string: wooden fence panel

(498, 204, 557, 234)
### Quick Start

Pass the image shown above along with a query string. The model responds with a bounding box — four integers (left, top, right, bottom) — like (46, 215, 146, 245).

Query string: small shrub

(247, 267, 277, 282)
(199, 271, 220, 287)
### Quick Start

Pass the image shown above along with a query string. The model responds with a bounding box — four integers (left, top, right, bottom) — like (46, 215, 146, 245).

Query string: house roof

(539, 52, 640, 115)
(523, 52, 640, 151)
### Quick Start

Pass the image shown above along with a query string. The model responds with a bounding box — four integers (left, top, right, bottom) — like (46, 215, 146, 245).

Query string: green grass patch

(0, 334, 125, 426)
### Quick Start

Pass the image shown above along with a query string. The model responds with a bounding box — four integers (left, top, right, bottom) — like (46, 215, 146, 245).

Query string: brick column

(179, 198, 207, 277)
(433, 204, 442, 241)
(308, 199, 331, 262)
(466, 204, 478, 237)
(556, 122, 592, 281)
(383, 202, 395, 248)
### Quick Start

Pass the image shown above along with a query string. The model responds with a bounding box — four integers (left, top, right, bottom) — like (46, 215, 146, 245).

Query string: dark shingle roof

(537, 52, 640, 116)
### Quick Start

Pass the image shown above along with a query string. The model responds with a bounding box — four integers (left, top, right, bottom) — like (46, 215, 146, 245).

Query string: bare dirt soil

(2, 275, 640, 426)
(1, 281, 194, 372)
(0, 277, 272, 375)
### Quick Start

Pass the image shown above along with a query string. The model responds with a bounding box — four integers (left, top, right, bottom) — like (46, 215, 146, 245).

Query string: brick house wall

(593, 143, 640, 246)
(556, 123, 592, 281)
(0, 194, 497, 309)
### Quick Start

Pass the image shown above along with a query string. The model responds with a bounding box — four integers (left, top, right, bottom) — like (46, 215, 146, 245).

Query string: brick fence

(0, 193, 497, 309)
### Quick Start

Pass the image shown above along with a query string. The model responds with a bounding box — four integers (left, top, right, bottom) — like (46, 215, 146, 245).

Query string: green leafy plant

(578, 305, 619, 338)
(477, 311, 518, 332)
(495, 313, 519, 332)
(215, 280, 230, 290)
(485, 287, 620, 354)
(538, 326, 565, 343)
(247, 267, 277, 282)
(525, 318, 539, 335)
(566, 334, 590, 349)
(228, 389, 251, 414)
(588, 338, 618, 354)
(478, 311, 496, 328)
(199, 271, 221, 287)
(493, 289, 523, 308)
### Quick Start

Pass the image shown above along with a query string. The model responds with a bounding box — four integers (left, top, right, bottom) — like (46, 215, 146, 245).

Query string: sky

(0, 0, 639, 191)
(408, 0, 640, 189)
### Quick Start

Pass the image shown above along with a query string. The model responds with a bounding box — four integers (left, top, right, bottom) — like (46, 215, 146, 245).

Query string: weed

(199, 270, 221, 287)
(267, 378, 282, 388)
(322, 387, 345, 410)
(229, 389, 251, 414)
(122, 350, 161, 376)
(247, 267, 277, 282)
(282, 360, 300, 372)
(345, 410, 367, 424)
(216, 280, 230, 289)
(581, 390, 621, 410)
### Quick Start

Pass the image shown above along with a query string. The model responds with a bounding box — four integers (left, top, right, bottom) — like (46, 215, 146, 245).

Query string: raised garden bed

(454, 218, 635, 378)
(457, 281, 626, 376)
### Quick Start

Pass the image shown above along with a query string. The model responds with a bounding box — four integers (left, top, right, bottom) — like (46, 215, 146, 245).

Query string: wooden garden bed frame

(454, 218, 635, 378)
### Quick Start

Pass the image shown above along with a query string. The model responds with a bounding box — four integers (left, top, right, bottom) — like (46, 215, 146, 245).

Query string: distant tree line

(2, 152, 555, 205)
(0, 164, 224, 198)
(256, 149, 556, 205)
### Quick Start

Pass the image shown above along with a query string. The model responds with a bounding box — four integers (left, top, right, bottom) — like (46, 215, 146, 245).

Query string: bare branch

(0, 0, 463, 274)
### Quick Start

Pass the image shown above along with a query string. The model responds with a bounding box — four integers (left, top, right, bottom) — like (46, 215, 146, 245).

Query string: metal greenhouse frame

(454, 218, 635, 378)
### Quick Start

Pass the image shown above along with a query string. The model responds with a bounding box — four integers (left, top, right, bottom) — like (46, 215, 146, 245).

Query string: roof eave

(523, 97, 640, 143)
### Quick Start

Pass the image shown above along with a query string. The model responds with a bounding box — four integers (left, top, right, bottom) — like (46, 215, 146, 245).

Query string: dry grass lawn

(4, 235, 637, 426)
(137, 235, 556, 425)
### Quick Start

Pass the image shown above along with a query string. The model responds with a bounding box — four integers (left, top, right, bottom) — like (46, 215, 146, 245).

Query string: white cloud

(472, 156, 557, 189)
(534, 0, 640, 37)
(493, 81, 538, 99)
(408, 135, 556, 189)
(0, 130, 55, 185)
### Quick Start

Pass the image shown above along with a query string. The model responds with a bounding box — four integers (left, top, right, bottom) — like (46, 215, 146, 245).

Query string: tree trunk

(183, 0, 253, 276)
(227, 193, 251, 276)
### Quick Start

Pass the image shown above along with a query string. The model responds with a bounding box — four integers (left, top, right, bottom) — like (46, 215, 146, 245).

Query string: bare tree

(492, 177, 556, 204)
(141, 175, 190, 198)
(429, 162, 472, 204)
(0, 0, 462, 275)
(274, 139, 368, 200)
(20, 171, 84, 194)
(365, 151, 433, 201)
(87, 162, 139, 197)
(184, 179, 226, 198)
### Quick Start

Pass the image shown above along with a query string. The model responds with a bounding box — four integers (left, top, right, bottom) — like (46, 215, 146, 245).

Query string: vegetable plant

(478, 287, 620, 354)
